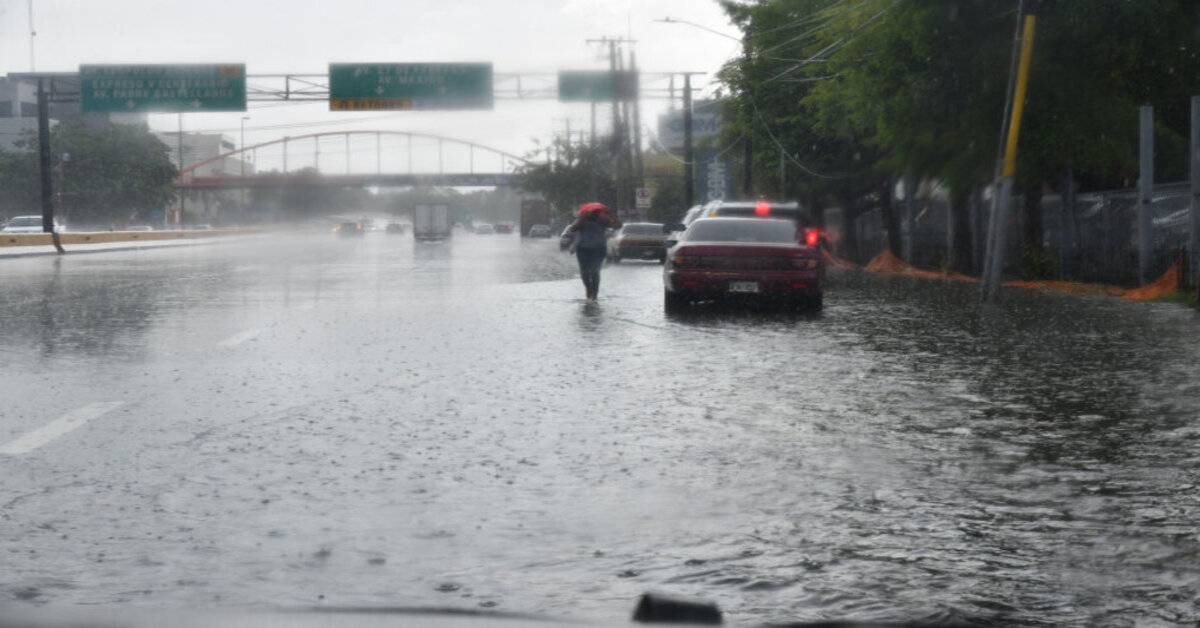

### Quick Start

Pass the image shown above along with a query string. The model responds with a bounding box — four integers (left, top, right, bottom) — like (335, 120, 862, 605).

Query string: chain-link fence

(843, 182, 1195, 289)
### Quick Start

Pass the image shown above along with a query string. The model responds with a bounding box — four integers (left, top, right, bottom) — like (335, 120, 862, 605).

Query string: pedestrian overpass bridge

(177, 130, 532, 190)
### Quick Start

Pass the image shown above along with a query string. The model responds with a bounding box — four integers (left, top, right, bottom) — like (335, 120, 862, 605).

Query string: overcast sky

(0, 0, 741, 173)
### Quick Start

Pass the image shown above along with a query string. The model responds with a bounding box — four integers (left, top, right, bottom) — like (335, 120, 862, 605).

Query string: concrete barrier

(0, 229, 255, 248)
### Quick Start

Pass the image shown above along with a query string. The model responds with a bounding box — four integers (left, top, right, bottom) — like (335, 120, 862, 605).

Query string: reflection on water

(0, 233, 1197, 625)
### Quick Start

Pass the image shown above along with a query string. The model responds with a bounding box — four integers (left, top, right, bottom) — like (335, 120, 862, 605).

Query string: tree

(516, 134, 616, 220)
(718, 0, 893, 261)
(801, 0, 1200, 274)
(648, 175, 686, 224)
(0, 145, 40, 219)
(51, 120, 178, 226)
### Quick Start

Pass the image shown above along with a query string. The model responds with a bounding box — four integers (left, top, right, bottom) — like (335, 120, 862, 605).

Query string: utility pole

(177, 113, 185, 228)
(630, 49, 644, 191)
(564, 118, 573, 163)
(587, 35, 637, 215)
(683, 72, 695, 209)
(27, 0, 36, 71)
(903, 172, 916, 262)
(1190, 96, 1200, 292)
(779, 146, 786, 195)
(1137, 105, 1155, 286)
(742, 25, 754, 197)
(241, 115, 250, 211)
(982, 5, 1037, 302)
(589, 100, 598, 199)
(35, 79, 55, 242)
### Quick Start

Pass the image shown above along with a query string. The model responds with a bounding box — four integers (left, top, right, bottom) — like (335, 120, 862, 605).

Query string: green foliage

(53, 120, 178, 225)
(515, 135, 615, 218)
(0, 121, 177, 226)
(648, 174, 686, 224)
(724, 0, 1200, 271)
(0, 145, 40, 220)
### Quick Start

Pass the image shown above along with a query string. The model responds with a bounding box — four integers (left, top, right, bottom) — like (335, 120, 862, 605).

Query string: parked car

(527, 224, 552, 238)
(608, 222, 667, 263)
(333, 221, 364, 236)
(385, 222, 408, 234)
(663, 217, 824, 312)
(2, 215, 62, 233)
(494, 222, 515, 234)
(474, 223, 495, 235)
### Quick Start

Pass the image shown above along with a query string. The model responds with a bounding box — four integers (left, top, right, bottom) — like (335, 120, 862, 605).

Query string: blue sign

(694, 149, 731, 204)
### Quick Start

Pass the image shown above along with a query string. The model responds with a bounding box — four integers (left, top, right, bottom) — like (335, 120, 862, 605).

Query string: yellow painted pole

(1002, 15, 1037, 178)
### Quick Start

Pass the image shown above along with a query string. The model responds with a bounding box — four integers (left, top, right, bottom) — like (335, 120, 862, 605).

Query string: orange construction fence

(839, 248, 1185, 302)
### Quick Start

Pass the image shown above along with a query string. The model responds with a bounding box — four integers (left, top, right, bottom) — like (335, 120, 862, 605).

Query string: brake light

(671, 254, 699, 268)
(755, 201, 771, 216)
(804, 228, 820, 248)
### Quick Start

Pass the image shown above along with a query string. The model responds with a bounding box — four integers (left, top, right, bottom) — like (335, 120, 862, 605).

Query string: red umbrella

(577, 202, 609, 217)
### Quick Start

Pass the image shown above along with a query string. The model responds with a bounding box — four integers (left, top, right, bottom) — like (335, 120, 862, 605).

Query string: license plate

(728, 281, 759, 294)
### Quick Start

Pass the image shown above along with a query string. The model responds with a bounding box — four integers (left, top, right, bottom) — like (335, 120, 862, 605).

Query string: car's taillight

(755, 201, 771, 216)
(804, 228, 821, 248)
(671, 254, 699, 268)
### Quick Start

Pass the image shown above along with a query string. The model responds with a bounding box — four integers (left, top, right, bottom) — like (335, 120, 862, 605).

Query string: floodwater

(1, 230, 1198, 625)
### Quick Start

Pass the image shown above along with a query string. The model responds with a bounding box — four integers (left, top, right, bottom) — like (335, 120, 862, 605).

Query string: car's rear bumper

(665, 269, 822, 298)
(617, 243, 666, 259)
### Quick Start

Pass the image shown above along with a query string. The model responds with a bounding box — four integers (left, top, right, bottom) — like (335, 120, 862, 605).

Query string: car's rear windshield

(713, 206, 812, 225)
(7, 217, 40, 227)
(624, 223, 663, 235)
(686, 219, 797, 243)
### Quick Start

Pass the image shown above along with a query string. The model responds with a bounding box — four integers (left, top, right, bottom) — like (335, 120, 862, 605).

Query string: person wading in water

(565, 202, 622, 301)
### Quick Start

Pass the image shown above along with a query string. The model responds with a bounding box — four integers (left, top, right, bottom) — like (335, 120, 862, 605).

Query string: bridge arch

(178, 130, 533, 180)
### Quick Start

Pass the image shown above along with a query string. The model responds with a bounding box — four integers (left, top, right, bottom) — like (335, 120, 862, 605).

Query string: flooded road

(1, 231, 1198, 625)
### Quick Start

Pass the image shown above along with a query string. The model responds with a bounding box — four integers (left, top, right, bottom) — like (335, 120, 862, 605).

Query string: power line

(747, 96, 852, 180)
(760, 2, 896, 86)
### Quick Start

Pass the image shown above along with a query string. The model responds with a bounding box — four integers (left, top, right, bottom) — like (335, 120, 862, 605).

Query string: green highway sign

(80, 64, 246, 113)
(329, 63, 493, 111)
(558, 70, 638, 102)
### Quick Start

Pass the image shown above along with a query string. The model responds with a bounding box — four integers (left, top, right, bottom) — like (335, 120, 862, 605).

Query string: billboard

(658, 100, 723, 150)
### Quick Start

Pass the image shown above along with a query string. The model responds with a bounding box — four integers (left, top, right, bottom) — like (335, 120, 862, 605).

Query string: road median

(1, 229, 256, 248)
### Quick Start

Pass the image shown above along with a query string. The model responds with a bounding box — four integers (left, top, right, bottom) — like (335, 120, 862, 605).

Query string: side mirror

(664, 239, 678, 249)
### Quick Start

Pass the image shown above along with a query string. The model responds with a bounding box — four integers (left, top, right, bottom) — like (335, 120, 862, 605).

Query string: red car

(494, 222, 515, 234)
(663, 217, 824, 312)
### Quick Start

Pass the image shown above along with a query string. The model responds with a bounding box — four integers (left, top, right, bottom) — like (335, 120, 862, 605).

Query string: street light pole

(240, 116, 250, 178)
(241, 116, 251, 213)
(27, 0, 36, 71)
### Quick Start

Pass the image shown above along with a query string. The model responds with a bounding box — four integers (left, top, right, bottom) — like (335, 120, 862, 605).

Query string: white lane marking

(217, 328, 261, 348)
(0, 401, 124, 455)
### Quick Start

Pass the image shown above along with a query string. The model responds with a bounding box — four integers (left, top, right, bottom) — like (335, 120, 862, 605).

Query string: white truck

(412, 203, 452, 241)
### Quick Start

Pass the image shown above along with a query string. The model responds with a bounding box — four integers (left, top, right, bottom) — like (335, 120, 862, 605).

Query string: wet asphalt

(1, 230, 1199, 625)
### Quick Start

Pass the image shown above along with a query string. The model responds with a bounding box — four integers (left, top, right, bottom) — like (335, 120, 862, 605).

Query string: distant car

(474, 223, 495, 235)
(558, 225, 575, 251)
(2, 215, 61, 233)
(608, 222, 667, 263)
(527, 224, 552, 238)
(665, 205, 706, 244)
(494, 222, 515, 234)
(333, 221, 364, 236)
(385, 222, 408, 234)
(663, 217, 825, 313)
